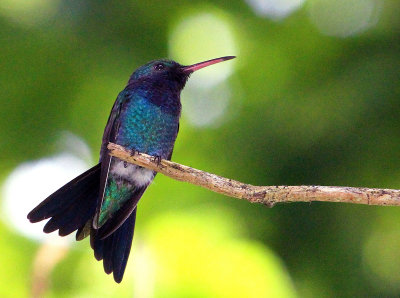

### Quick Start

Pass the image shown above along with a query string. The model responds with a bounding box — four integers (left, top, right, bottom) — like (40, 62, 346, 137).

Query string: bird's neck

(125, 79, 182, 116)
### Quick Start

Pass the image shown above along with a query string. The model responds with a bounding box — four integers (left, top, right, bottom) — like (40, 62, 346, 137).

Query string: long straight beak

(182, 56, 235, 73)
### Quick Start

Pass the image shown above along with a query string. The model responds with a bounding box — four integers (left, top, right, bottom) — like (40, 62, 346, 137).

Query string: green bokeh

(1, 0, 400, 297)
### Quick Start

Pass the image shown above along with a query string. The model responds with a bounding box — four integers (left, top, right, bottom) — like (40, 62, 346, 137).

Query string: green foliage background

(1, 0, 400, 297)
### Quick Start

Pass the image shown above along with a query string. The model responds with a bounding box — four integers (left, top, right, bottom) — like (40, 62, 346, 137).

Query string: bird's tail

(27, 164, 101, 237)
(27, 163, 137, 283)
(91, 209, 137, 283)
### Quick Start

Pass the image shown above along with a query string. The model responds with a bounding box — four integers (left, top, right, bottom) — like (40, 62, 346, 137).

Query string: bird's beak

(181, 56, 235, 74)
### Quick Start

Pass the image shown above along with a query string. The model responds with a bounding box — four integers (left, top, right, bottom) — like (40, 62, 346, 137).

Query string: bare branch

(108, 142, 400, 207)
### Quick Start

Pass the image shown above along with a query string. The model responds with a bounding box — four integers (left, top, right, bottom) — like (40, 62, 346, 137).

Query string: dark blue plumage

(27, 56, 235, 283)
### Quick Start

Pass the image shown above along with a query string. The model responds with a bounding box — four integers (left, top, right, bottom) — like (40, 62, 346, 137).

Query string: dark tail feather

(27, 164, 101, 236)
(43, 189, 98, 236)
(91, 209, 136, 283)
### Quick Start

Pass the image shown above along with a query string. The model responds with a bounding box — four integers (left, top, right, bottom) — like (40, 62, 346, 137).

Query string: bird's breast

(117, 97, 179, 158)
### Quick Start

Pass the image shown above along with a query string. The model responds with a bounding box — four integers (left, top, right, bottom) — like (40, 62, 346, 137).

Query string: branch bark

(108, 142, 400, 207)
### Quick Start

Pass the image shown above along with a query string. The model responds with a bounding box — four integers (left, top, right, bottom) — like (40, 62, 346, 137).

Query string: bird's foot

(130, 149, 140, 157)
(152, 155, 162, 167)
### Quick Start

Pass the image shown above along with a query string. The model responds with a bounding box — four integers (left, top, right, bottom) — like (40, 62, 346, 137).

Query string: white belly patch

(110, 160, 154, 187)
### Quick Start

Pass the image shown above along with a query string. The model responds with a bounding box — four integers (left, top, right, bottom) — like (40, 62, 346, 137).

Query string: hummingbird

(27, 56, 235, 283)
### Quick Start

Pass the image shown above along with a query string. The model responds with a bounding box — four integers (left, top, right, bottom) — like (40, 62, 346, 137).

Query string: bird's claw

(152, 155, 162, 166)
(130, 149, 139, 157)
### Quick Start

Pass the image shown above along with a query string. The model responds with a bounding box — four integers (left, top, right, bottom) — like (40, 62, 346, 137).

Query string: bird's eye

(154, 63, 165, 71)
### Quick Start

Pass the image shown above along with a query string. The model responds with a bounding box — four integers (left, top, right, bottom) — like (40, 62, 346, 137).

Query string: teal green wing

(93, 90, 127, 229)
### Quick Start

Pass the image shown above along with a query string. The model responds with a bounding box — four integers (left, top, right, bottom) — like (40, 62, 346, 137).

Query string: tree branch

(108, 142, 400, 207)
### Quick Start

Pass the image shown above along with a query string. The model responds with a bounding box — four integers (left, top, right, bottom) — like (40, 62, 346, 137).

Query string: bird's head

(128, 56, 235, 92)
